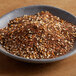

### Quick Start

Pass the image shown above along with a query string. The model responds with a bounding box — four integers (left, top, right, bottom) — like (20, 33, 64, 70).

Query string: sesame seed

(52, 38, 54, 40)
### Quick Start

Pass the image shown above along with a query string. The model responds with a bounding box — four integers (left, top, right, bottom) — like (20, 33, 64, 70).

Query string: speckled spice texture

(0, 0, 76, 76)
(0, 11, 76, 59)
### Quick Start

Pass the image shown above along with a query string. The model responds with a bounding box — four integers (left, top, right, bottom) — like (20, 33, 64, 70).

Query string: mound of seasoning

(0, 11, 76, 59)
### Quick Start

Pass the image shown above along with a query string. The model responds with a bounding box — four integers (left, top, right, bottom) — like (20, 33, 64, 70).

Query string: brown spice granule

(0, 11, 76, 59)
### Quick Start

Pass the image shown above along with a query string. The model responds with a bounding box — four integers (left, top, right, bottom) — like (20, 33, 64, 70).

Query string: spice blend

(0, 11, 76, 59)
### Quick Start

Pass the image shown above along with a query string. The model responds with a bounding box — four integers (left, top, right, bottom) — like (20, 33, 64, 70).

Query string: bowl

(0, 5, 76, 63)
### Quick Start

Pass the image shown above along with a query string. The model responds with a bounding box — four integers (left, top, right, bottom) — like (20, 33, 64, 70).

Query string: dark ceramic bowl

(0, 5, 76, 63)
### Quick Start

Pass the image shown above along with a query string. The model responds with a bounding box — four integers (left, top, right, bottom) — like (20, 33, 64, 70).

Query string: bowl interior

(0, 5, 76, 63)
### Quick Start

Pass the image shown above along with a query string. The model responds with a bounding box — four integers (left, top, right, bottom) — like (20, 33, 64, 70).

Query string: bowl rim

(0, 5, 76, 63)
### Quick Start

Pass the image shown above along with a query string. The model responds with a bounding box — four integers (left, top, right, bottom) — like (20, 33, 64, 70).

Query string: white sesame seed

(52, 38, 54, 40)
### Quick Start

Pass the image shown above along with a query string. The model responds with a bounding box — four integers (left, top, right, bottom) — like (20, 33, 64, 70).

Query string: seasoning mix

(0, 11, 76, 59)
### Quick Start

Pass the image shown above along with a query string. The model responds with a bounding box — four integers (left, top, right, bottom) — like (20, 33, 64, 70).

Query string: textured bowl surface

(0, 5, 76, 63)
